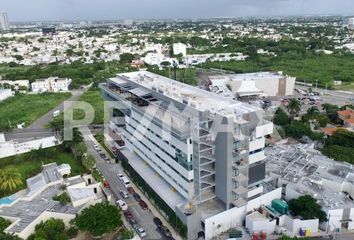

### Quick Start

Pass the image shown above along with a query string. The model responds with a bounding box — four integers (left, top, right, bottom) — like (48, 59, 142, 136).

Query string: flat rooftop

(0, 184, 81, 234)
(266, 142, 354, 211)
(110, 71, 261, 118)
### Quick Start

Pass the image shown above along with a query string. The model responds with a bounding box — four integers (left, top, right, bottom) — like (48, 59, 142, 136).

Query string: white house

(173, 43, 187, 56)
(0, 89, 13, 101)
(31, 77, 72, 93)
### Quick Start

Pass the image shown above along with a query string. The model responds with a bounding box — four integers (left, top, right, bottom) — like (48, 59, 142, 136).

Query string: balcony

(248, 150, 266, 165)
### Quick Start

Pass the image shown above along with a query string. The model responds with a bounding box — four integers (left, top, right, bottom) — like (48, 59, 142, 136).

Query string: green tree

(72, 202, 122, 236)
(62, 128, 84, 151)
(71, 142, 87, 161)
(82, 155, 96, 172)
(286, 98, 301, 122)
(27, 218, 68, 240)
(0, 169, 23, 193)
(0, 233, 22, 240)
(288, 195, 327, 223)
(306, 106, 320, 119)
(119, 53, 134, 64)
(273, 108, 289, 126)
(121, 229, 134, 240)
(0, 217, 11, 232)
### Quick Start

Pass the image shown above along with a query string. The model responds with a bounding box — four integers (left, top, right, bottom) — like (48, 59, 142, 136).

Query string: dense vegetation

(28, 218, 68, 240)
(0, 217, 11, 232)
(323, 129, 354, 164)
(71, 202, 123, 237)
(0, 61, 133, 89)
(288, 195, 327, 223)
(200, 54, 354, 88)
(0, 146, 85, 197)
(0, 92, 71, 131)
(147, 65, 197, 86)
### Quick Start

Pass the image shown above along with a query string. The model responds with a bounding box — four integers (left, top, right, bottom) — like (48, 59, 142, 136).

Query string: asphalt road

(80, 127, 181, 240)
(4, 128, 54, 142)
(27, 86, 90, 130)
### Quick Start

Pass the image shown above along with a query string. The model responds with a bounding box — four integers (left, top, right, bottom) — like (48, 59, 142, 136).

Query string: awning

(128, 87, 150, 97)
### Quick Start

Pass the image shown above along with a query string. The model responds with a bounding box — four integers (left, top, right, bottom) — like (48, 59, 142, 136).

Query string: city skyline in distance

(1, 0, 354, 22)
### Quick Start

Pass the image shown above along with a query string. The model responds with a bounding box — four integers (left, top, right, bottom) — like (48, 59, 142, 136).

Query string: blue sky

(1, 0, 354, 21)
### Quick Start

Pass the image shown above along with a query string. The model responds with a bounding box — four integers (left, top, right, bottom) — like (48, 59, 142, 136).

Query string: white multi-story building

(0, 11, 9, 31)
(173, 43, 187, 56)
(31, 77, 71, 93)
(100, 71, 280, 239)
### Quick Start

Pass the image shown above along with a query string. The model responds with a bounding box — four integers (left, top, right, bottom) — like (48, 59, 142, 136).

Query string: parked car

(124, 210, 133, 219)
(133, 193, 141, 202)
(136, 227, 147, 238)
(139, 200, 148, 210)
(103, 180, 110, 189)
(117, 173, 124, 180)
(120, 190, 129, 199)
(116, 200, 128, 211)
(161, 226, 172, 238)
(129, 219, 137, 225)
(153, 217, 163, 228)
(127, 186, 135, 194)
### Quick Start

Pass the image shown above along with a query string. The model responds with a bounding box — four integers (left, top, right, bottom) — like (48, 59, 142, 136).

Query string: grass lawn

(200, 55, 354, 88)
(0, 92, 71, 131)
(75, 90, 104, 124)
(0, 146, 85, 197)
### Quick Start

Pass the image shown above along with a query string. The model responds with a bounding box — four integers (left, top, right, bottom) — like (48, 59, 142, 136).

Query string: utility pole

(316, 79, 318, 92)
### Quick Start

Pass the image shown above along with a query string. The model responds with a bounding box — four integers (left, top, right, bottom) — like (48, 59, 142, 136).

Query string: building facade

(100, 71, 276, 239)
(209, 71, 296, 98)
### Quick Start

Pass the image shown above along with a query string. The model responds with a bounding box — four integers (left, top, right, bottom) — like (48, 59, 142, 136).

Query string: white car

(120, 190, 129, 199)
(117, 172, 124, 180)
(116, 200, 128, 211)
(136, 227, 146, 237)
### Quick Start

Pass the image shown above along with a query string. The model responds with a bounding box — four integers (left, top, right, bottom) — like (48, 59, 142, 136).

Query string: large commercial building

(208, 71, 296, 98)
(0, 11, 9, 31)
(266, 142, 354, 233)
(100, 71, 280, 239)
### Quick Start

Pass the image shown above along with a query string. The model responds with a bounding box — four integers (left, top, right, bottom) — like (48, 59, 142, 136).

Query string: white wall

(0, 89, 12, 101)
(284, 215, 319, 235)
(246, 213, 276, 234)
(0, 136, 58, 158)
(204, 188, 282, 240)
(255, 122, 273, 138)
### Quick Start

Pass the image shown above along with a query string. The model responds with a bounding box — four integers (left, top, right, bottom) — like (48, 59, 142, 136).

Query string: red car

(103, 180, 110, 189)
(139, 200, 148, 210)
(127, 187, 135, 194)
(124, 210, 133, 219)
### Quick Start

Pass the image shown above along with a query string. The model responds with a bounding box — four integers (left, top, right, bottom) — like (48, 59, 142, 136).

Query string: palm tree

(0, 168, 23, 193)
(63, 127, 84, 151)
(286, 98, 301, 122)
(307, 106, 320, 119)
